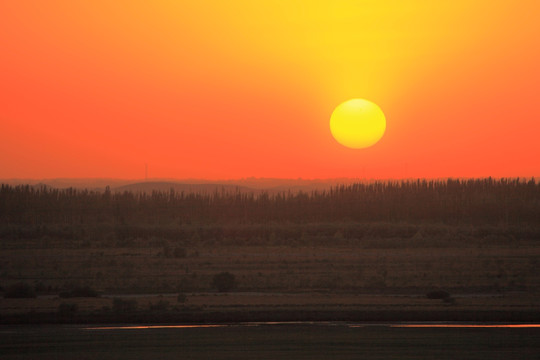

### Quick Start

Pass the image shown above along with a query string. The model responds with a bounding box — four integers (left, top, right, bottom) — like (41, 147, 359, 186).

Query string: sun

(330, 99, 386, 149)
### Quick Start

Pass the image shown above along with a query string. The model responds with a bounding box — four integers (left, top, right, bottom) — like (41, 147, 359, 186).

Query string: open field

(1, 223, 539, 294)
(1, 223, 539, 323)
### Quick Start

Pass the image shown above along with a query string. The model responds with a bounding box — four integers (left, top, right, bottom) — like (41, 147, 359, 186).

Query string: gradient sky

(1, 1, 539, 180)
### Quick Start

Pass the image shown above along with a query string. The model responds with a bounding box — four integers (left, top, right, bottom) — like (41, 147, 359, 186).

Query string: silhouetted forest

(1, 178, 538, 226)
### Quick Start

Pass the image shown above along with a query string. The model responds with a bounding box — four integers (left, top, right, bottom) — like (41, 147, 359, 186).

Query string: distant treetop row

(1, 178, 538, 225)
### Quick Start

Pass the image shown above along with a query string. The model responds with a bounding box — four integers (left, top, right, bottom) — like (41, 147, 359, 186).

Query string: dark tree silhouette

(0, 178, 539, 228)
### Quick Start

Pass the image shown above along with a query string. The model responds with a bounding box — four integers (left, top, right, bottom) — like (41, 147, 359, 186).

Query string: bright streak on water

(390, 324, 540, 328)
(83, 322, 540, 330)
(85, 325, 227, 330)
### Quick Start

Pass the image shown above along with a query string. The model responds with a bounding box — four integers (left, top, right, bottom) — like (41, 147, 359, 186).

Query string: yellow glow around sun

(330, 99, 386, 149)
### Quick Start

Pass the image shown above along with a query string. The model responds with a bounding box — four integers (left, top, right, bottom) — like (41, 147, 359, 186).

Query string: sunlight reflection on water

(84, 322, 540, 330)
(85, 325, 227, 330)
(389, 324, 540, 328)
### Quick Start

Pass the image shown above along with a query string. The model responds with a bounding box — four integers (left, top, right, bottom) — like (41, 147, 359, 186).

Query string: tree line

(1, 178, 538, 226)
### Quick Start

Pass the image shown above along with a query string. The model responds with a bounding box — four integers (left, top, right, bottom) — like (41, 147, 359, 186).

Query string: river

(1, 322, 539, 359)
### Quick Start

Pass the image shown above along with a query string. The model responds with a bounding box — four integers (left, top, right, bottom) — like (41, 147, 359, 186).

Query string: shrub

(212, 272, 237, 292)
(162, 244, 172, 257)
(4, 282, 36, 298)
(58, 303, 78, 317)
(148, 300, 170, 312)
(426, 290, 450, 299)
(112, 298, 138, 314)
(177, 293, 187, 303)
(34, 281, 47, 293)
(443, 296, 456, 305)
(173, 247, 187, 258)
(59, 286, 100, 298)
(177, 276, 197, 292)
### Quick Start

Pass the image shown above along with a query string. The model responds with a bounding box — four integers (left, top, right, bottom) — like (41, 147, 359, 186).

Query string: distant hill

(114, 181, 261, 195)
(7, 177, 535, 195)
(113, 179, 360, 195)
(219, 177, 361, 192)
(0, 178, 134, 190)
(0, 178, 362, 194)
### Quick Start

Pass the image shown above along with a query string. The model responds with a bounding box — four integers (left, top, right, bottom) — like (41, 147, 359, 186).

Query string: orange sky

(1, 1, 539, 180)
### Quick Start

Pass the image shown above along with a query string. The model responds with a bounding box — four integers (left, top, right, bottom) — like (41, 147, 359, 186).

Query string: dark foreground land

(1, 323, 539, 359)
(1, 179, 539, 324)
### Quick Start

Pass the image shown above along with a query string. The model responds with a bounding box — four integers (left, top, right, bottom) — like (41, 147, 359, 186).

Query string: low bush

(57, 303, 78, 317)
(59, 286, 100, 298)
(148, 300, 170, 311)
(173, 247, 187, 258)
(4, 282, 36, 298)
(443, 296, 456, 305)
(112, 298, 138, 314)
(426, 290, 450, 299)
(177, 293, 187, 303)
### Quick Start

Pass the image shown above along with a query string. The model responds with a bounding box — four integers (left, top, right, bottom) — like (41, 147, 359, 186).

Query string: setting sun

(330, 99, 386, 149)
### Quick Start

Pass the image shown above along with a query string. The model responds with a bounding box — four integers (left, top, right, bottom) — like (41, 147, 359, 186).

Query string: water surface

(1, 322, 539, 359)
